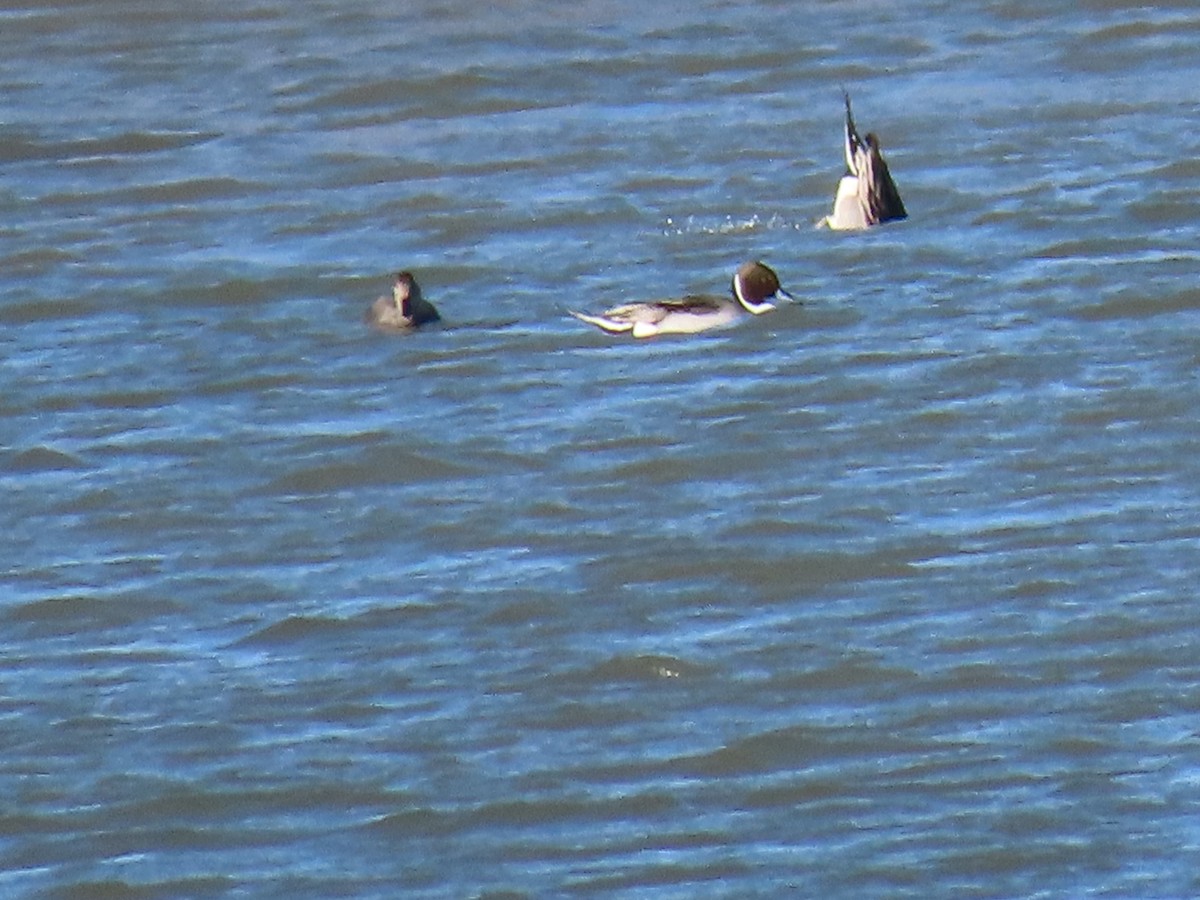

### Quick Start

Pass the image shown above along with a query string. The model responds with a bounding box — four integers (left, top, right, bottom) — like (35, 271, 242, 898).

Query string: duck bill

(773, 287, 798, 305)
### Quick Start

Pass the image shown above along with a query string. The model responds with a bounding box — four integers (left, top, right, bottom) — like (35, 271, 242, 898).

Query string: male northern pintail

(364, 271, 440, 331)
(819, 92, 907, 230)
(569, 260, 795, 338)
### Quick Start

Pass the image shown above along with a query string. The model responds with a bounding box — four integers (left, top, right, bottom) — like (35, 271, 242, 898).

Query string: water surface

(3, 1, 1200, 897)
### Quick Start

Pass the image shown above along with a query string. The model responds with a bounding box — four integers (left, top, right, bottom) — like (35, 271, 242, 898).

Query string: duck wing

(651, 295, 725, 315)
(858, 139, 907, 224)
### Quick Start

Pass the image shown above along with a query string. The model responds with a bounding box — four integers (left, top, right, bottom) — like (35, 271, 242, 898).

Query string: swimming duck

(569, 260, 794, 338)
(364, 271, 440, 331)
(820, 92, 907, 230)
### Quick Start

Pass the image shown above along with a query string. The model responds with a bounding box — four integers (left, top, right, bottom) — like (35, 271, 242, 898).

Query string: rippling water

(4, 1, 1200, 897)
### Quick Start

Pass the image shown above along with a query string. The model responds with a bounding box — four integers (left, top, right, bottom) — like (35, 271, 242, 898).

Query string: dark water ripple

(4, 0, 1200, 897)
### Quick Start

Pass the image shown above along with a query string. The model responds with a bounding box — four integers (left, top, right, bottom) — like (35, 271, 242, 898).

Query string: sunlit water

(4, 1, 1200, 897)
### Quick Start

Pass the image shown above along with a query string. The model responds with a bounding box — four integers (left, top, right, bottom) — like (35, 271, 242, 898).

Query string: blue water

(4, 1, 1200, 897)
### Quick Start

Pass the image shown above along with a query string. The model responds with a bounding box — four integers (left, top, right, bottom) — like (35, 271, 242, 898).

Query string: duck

(569, 260, 794, 338)
(364, 271, 440, 331)
(820, 92, 907, 230)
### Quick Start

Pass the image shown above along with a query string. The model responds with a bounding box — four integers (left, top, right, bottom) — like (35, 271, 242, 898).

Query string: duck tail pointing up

(842, 89, 863, 174)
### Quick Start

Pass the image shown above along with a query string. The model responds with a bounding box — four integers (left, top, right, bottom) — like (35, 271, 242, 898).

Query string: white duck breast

(570, 261, 795, 339)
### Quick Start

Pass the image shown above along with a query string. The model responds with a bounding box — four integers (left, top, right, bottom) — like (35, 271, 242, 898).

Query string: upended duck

(365, 271, 440, 331)
(820, 92, 907, 230)
(569, 260, 794, 338)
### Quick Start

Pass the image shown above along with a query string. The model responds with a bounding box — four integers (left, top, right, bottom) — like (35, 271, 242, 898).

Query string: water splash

(662, 213, 809, 236)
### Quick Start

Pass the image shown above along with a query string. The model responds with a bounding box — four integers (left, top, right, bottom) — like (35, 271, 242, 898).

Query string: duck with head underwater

(569, 260, 795, 338)
(820, 91, 907, 230)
